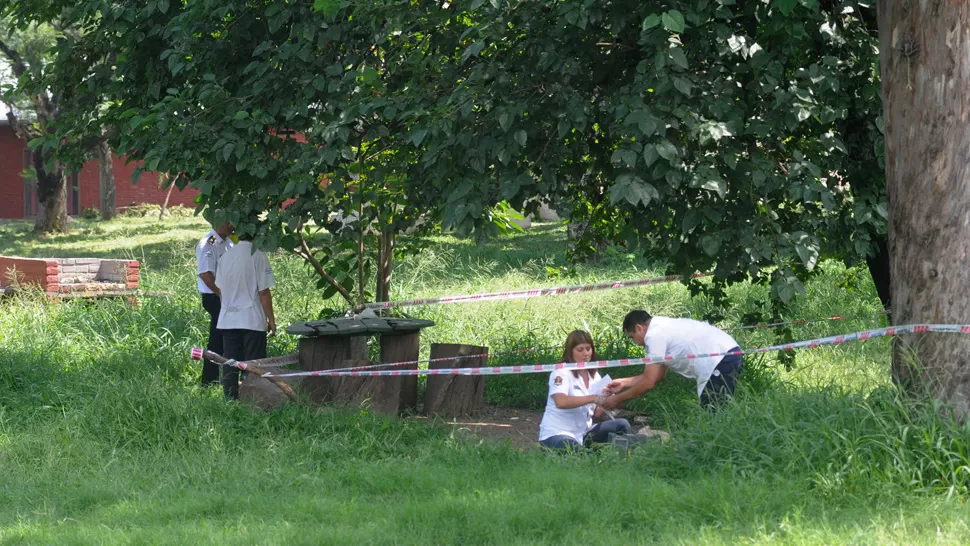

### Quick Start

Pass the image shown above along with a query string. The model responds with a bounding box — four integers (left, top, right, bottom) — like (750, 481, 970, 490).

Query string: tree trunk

(879, 1, 970, 412)
(32, 149, 67, 234)
(97, 140, 116, 220)
(866, 235, 891, 311)
(159, 177, 176, 220)
(376, 229, 394, 303)
(423, 343, 487, 417)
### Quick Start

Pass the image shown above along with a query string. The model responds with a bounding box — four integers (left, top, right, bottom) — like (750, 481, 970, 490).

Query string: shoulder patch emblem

(207, 236, 216, 245)
(554, 375, 563, 386)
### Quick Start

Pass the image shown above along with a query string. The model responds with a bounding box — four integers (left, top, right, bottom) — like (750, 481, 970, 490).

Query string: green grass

(2, 216, 970, 544)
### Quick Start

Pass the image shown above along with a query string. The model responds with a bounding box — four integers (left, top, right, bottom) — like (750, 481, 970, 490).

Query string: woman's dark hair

(622, 310, 653, 332)
(562, 330, 596, 378)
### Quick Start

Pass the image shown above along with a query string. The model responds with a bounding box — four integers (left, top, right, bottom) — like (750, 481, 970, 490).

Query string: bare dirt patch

(418, 406, 544, 450)
(418, 406, 667, 450)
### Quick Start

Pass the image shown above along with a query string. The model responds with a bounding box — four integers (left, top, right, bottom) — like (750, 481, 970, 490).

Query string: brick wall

(0, 127, 199, 219)
(0, 257, 60, 291)
(0, 256, 140, 294)
(0, 127, 26, 219)
(112, 159, 199, 210)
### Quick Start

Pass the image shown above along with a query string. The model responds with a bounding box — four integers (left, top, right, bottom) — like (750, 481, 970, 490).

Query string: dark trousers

(220, 329, 267, 400)
(540, 418, 633, 451)
(700, 347, 744, 409)
(201, 293, 223, 386)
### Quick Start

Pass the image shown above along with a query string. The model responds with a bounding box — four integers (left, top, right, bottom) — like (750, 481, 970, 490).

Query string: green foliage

(116, 203, 193, 219)
(427, 0, 884, 306)
(78, 206, 100, 220)
(3, 0, 884, 309)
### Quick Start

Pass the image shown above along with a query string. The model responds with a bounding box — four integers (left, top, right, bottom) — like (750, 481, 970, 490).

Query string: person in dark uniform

(195, 222, 234, 386)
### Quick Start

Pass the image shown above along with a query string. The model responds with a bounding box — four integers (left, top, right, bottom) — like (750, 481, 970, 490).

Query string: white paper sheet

(588, 374, 612, 395)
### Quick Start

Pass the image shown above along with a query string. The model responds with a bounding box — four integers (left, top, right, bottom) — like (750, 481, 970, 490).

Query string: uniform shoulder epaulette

(207, 235, 216, 245)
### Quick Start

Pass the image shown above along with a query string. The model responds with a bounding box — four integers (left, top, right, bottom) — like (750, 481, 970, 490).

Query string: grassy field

(3, 215, 970, 544)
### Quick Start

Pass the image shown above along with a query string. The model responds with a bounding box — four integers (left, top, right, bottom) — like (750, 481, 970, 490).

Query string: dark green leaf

(662, 10, 685, 33)
(656, 140, 678, 162)
(642, 14, 661, 30)
(669, 48, 688, 69)
(776, 0, 798, 16)
(461, 41, 486, 65)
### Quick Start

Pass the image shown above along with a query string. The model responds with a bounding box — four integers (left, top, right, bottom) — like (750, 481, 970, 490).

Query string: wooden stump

(332, 360, 410, 414)
(240, 373, 303, 411)
(423, 343, 487, 417)
(380, 332, 420, 414)
(298, 335, 367, 403)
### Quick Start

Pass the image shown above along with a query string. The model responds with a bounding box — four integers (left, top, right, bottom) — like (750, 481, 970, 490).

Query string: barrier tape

(206, 323, 966, 379)
(724, 310, 889, 332)
(362, 272, 710, 310)
(197, 310, 891, 372)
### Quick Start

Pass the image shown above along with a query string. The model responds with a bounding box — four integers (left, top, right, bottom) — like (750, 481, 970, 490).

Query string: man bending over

(603, 310, 743, 410)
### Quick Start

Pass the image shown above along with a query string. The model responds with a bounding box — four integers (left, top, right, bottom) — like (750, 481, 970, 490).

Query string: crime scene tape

(191, 323, 964, 379)
(361, 272, 710, 310)
(724, 310, 890, 331)
(202, 310, 889, 371)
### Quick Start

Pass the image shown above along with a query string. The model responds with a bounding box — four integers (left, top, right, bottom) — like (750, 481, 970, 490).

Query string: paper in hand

(588, 374, 612, 395)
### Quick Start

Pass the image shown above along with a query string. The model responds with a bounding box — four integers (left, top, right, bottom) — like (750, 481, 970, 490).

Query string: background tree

(0, 18, 68, 233)
(3, 0, 526, 308)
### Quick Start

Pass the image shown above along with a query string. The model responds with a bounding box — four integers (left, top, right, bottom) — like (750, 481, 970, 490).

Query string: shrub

(80, 207, 101, 220)
(119, 203, 196, 218)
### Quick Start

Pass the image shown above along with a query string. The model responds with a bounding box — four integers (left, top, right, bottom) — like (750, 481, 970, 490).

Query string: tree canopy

(1, 0, 885, 311)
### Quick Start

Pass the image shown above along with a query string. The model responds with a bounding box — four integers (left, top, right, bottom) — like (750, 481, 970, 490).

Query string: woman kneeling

(538, 330, 631, 451)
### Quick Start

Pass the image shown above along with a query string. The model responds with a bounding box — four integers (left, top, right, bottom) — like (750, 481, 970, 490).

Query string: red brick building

(0, 104, 200, 219)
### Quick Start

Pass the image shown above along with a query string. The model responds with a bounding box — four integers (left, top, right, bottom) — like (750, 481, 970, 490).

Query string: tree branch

(0, 36, 28, 78)
(295, 226, 355, 306)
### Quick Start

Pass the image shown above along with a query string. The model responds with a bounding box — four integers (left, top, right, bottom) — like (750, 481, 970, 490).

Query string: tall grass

(2, 217, 970, 544)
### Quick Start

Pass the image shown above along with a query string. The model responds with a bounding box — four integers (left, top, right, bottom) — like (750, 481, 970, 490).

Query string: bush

(80, 207, 101, 220)
(118, 203, 196, 218)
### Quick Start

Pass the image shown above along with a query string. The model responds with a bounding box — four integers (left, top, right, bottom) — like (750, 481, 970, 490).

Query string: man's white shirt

(215, 241, 276, 331)
(643, 316, 739, 397)
(195, 230, 233, 294)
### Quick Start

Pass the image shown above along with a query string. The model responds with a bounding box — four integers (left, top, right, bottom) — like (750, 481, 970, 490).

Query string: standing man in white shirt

(215, 231, 276, 400)
(195, 222, 234, 387)
(603, 310, 744, 410)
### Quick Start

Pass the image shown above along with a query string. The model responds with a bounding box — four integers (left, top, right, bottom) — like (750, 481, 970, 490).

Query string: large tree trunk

(866, 235, 891, 311)
(32, 149, 68, 233)
(879, 1, 970, 412)
(97, 140, 116, 220)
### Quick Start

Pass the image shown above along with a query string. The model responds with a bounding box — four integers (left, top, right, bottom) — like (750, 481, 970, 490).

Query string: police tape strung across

(361, 272, 710, 310)
(190, 324, 969, 379)
(230, 310, 890, 372)
(725, 310, 891, 331)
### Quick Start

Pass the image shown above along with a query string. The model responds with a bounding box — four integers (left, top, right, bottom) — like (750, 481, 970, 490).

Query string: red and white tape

(240, 323, 966, 379)
(191, 311, 889, 372)
(362, 272, 709, 310)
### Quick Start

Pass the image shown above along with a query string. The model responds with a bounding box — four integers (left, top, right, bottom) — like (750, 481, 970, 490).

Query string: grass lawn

(3, 215, 970, 544)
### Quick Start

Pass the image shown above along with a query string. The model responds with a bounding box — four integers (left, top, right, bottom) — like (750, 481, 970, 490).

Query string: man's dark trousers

(201, 293, 223, 386)
(221, 329, 267, 400)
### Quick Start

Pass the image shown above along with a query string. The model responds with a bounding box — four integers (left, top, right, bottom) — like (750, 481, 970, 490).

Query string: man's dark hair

(622, 310, 652, 332)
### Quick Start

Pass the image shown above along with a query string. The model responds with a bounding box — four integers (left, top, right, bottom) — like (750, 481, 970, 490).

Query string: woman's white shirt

(538, 369, 601, 443)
